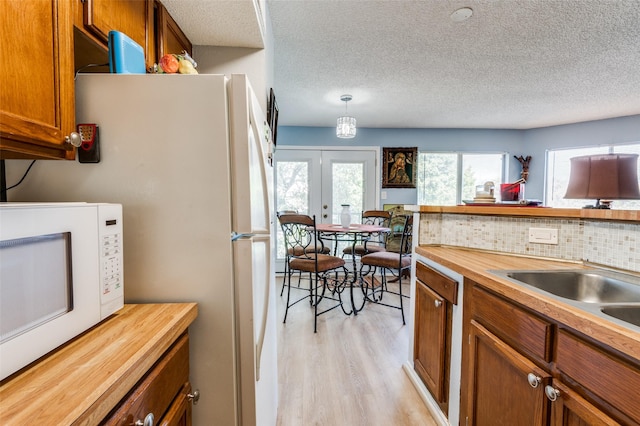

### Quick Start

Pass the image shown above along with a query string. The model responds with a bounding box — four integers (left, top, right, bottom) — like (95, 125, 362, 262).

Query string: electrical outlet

(529, 227, 558, 245)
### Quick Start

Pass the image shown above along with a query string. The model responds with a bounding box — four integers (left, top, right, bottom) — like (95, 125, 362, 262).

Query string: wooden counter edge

(0, 303, 198, 426)
(417, 205, 640, 222)
(414, 246, 640, 362)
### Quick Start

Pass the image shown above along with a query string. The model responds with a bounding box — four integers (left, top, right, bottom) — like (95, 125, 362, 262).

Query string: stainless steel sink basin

(601, 306, 640, 328)
(504, 271, 640, 303)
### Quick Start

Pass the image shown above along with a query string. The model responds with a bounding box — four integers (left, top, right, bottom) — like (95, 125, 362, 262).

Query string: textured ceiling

(162, 0, 640, 130)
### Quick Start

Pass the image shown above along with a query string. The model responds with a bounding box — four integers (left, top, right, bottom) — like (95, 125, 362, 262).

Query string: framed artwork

(267, 88, 279, 147)
(382, 147, 417, 188)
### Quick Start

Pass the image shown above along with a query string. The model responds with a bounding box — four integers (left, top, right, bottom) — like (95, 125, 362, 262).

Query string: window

(417, 152, 506, 205)
(546, 143, 640, 209)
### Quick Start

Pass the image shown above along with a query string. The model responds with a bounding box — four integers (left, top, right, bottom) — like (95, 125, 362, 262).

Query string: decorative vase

(340, 204, 351, 228)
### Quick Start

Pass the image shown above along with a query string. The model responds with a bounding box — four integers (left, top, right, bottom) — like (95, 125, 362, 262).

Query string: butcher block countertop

(416, 205, 640, 222)
(415, 246, 640, 361)
(0, 303, 198, 425)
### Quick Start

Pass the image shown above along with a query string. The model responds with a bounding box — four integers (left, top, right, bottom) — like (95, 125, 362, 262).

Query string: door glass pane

(275, 160, 309, 259)
(417, 153, 457, 205)
(332, 162, 364, 224)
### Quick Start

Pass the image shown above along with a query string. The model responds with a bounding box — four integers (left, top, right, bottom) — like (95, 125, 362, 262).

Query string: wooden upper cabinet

(80, 0, 154, 70)
(155, 1, 192, 59)
(0, 0, 76, 159)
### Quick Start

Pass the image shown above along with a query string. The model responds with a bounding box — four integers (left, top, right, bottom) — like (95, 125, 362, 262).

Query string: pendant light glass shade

(337, 116, 356, 138)
(337, 94, 356, 139)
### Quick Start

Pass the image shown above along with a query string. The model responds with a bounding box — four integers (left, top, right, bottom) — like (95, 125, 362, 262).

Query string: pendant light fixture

(336, 94, 356, 139)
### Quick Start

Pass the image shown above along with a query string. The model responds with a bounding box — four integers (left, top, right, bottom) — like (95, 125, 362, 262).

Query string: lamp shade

(564, 153, 640, 200)
(336, 116, 356, 138)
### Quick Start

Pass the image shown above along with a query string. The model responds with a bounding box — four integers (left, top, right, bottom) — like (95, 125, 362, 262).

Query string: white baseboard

(402, 361, 450, 426)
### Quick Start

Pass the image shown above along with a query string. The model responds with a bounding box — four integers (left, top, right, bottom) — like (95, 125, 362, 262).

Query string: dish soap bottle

(340, 204, 351, 228)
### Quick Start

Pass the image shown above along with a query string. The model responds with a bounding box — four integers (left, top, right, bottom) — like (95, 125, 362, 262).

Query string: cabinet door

(103, 334, 190, 425)
(0, 0, 75, 160)
(156, 2, 192, 59)
(548, 380, 621, 426)
(414, 279, 449, 408)
(82, 0, 152, 68)
(465, 320, 550, 426)
(159, 382, 192, 426)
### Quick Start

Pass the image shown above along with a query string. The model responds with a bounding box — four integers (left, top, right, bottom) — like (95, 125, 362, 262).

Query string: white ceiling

(161, 0, 640, 130)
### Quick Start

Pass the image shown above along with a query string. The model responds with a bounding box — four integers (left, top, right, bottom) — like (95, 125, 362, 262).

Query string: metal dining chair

(342, 210, 392, 258)
(277, 210, 330, 297)
(359, 214, 413, 324)
(278, 214, 349, 332)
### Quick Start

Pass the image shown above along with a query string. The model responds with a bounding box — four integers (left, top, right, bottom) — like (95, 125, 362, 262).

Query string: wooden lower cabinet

(103, 333, 192, 425)
(414, 278, 450, 410)
(160, 382, 193, 426)
(547, 380, 619, 426)
(466, 320, 550, 426)
(413, 262, 458, 414)
(461, 279, 636, 426)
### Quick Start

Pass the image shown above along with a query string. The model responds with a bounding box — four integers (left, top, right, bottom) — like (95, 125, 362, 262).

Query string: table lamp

(564, 153, 640, 209)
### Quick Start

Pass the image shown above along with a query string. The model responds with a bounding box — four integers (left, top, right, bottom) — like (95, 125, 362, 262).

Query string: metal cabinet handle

(527, 373, 541, 388)
(65, 132, 82, 147)
(434, 300, 442, 308)
(187, 389, 200, 405)
(134, 412, 154, 426)
(545, 385, 560, 401)
(323, 205, 328, 209)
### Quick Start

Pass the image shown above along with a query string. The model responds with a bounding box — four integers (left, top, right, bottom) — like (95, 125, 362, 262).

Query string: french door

(273, 147, 378, 271)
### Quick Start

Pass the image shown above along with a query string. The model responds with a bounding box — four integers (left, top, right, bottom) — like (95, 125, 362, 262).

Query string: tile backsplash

(419, 213, 640, 273)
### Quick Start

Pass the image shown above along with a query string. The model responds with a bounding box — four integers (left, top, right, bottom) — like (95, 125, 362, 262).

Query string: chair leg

(283, 266, 293, 323)
(280, 260, 288, 296)
(399, 273, 405, 325)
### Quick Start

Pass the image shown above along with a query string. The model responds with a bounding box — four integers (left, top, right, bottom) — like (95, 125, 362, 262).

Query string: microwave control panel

(98, 204, 124, 317)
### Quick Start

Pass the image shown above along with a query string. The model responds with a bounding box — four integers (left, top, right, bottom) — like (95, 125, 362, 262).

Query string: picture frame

(267, 88, 279, 147)
(382, 147, 417, 188)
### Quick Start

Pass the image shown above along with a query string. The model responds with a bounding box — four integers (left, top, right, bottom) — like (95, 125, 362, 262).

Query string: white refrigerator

(7, 74, 278, 426)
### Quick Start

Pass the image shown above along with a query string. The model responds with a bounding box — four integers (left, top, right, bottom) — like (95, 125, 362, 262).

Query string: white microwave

(0, 202, 124, 380)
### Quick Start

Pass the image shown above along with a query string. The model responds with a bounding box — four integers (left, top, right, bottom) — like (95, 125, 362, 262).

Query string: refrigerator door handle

(254, 242, 271, 382)
(231, 232, 255, 241)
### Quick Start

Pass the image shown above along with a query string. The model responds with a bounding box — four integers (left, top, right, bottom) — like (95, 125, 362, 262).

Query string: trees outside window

(417, 153, 505, 205)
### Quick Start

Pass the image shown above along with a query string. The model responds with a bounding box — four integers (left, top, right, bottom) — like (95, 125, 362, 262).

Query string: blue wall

(276, 115, 640, 204)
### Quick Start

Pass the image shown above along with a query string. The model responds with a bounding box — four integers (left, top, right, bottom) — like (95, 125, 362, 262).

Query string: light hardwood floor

(275, 275, 438, 426)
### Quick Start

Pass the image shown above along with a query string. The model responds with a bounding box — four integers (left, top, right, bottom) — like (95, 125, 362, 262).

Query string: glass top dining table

(314, 223, 390, 315)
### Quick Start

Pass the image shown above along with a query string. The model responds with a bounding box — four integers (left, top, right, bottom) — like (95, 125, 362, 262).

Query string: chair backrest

(277, 210, 298, 218)
(397, 214, 413, 257)
(277, 214, 322, 258)
(361, 210, 393, 247)
(362, 210, 392, 226)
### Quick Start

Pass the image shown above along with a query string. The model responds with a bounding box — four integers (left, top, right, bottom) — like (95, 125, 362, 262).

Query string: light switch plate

(529, 227, 558, 245)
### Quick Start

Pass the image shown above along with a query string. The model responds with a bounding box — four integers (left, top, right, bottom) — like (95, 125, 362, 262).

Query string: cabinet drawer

(416, 262, 458, 304)
(471, 285, 553, 363)
(556, 329, 640, 424)
(103, 333, 190, 425)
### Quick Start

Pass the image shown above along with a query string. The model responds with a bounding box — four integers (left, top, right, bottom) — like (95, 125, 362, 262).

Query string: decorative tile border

(418, 213, 640, 273)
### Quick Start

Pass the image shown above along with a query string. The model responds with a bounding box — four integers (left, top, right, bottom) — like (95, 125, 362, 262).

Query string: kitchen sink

(601, 306, 640, 328)
(489, 269, 640, 332)
(499, 270, 640, 303)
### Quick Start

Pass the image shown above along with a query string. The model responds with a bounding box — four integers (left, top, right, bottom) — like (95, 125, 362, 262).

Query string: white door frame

(273, 145, 380, 272)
